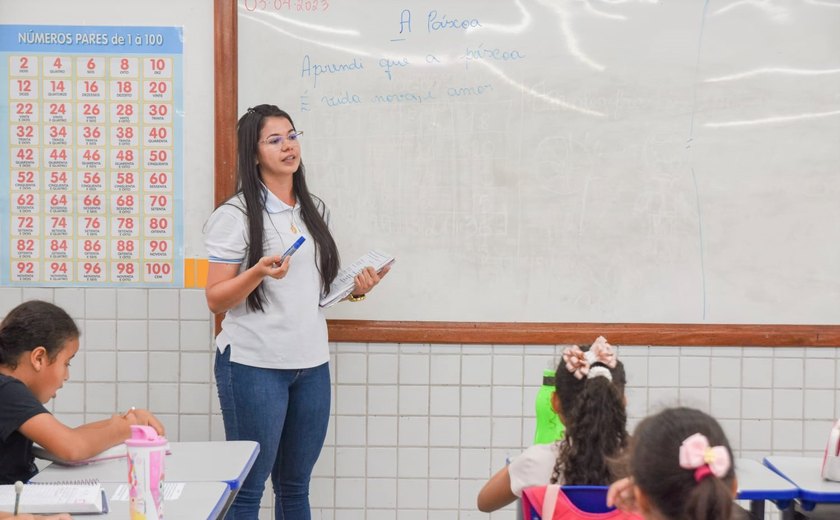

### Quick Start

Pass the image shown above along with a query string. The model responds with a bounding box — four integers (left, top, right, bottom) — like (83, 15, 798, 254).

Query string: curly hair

(550, 345, 629, 485)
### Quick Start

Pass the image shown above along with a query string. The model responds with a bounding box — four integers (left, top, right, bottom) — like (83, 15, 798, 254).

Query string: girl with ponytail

(477, 336, 630, 512)
(607, 407, 738, 520)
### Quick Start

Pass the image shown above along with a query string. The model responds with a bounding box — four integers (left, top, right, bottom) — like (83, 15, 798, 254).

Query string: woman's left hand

(352, 265, 390, 297)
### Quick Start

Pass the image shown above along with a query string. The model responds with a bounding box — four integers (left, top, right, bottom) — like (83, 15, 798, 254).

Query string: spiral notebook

(0, 480, 109, 514)
(319, 250, 395, 308)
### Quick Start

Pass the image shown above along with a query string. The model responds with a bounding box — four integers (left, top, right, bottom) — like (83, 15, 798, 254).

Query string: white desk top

(736, 458, 798, 503)
(764, 456, 840, 504)
(99, 481, 230, 520)
(33, 441, 259, 491)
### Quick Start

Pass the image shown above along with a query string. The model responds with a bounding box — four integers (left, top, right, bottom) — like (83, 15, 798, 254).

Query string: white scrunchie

(587, 365, 613, 382)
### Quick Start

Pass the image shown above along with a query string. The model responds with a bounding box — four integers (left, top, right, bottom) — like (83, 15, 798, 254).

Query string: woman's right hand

(257, 254, 290, 280)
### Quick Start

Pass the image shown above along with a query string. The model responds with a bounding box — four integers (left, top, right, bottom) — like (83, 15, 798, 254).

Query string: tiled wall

(2, 288, 836, 519)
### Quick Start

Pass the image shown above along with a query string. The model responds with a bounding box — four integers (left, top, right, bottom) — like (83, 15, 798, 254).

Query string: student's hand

(352, 265, 390, 296)
(607, 477, 638, 513)
(125, 408, 166, 436)
(257, 255, 290, 280)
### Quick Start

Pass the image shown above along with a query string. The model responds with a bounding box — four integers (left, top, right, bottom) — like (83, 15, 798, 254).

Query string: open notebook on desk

(319, 250, 395, 308)
(0, 481, 108, 514)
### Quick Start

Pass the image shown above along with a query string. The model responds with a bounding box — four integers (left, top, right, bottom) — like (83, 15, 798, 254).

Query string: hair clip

(679, 432, 731, 483)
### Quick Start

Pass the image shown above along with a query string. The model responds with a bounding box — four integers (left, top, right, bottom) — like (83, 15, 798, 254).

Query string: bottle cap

(125, 424, 167, 447)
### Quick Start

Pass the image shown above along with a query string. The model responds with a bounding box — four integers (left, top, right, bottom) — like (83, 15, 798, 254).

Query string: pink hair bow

(679, 433, 731, 482)
(562, 345, 589, 380)
(585, 336, 617, 369)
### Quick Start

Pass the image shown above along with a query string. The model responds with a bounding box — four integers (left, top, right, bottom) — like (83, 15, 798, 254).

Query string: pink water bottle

(126, 425, 167, 519)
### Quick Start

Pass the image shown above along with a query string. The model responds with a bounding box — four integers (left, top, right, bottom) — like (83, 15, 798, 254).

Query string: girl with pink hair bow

(607, 407, 738, 520)
(478, 337, 630, 513)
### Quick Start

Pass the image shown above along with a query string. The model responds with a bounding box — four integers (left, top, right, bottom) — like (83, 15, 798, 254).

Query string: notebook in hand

(0, 481, 109, 514)
(319, 250, 395, 308)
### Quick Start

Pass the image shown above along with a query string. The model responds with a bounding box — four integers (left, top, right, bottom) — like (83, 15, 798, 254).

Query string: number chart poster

(0, 25, 183, 286)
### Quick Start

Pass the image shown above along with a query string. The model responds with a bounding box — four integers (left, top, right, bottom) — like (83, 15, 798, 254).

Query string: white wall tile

(180, 383, 211, 414)
(86, 351, 116, 381)
(398, 447, 429, 478)
(679, 357, 710, 387)
(337, 353, 368, 384)
(0, 288, 23, 316)
(459, 448, 490, 479)
(430, 386, 461, 416)
(399, 416, 429, 446)
(117, 382, 148, 410)
(492, 355, 523, 386)
(461, 354, 492, 385)
(397, 478, 428, 509)
(85, 382, 116, 412)
(117, 320, 148, 350)
(22, 288, 53, 302)
(491, 386, 522, 417)
(336, 415, 367, 446)
(313, 448, 335, 478)
(53, 288, 84, 319)
(741, 420, 771, 450)
(180, 320, 213, 350)
(804, 389, 835, 420)
(460, 417, 491, 448)
(400, 354, 430, 385)
(368, 354, 398, 384)
(710, 388, 741, 419)
(430, 355, 461, 385)
(429, 448, 459, 479)
(742, 389, 772, 419)
(742, 358, 772, 388)
(648, 356, 678, 387)
(117, 352, 147, 381)
(149, 383, 179, 413)
(179, 414, 210, 441)
(711, 357, 742, 387)
(427, 479, 459, 509)
(181, 352, 211, 383)
(648, 387, 679, 411)
(773, 358, 803, 388)
(621, 356, 648, 387)
(310, 476, 335, 507)
(117, 289, 147, 319)
(149, 352, 179, 382)
(179, 290, 209, 320)
(460, 386, 491, 416)
(773, 421, 803, 451)
(366, 478, 397, 508)
(804, 420, 836, 451)
(368, 386, 398, 415)
(336, 385, 367, 415)
(399, 386, 429, 416)
(148, 289, 179, 319)
(429, 417, 459, 447)
(367, 416, 398, 446)
(148, 320, 181, 350)
(772, 389, 803, 419)
(679, 387, 710, 413)
(491, 417, 522, 448)
(53, 382, 85, 413)
(718, 419, 741, 450)
(805, 358, 835, 389)
(85, 289, 116, 318)
(335, 447, 366, 478)
(83, 320, 116, 350)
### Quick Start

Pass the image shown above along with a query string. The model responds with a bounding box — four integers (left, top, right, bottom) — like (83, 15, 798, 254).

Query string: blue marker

(278, 236, 306, 264)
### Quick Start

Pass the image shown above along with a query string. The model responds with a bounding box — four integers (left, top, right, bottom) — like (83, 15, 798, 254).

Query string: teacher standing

(204, 104, 388, 519)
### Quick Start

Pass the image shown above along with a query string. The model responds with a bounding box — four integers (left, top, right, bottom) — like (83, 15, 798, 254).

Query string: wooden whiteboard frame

(213, 0, 840, 346)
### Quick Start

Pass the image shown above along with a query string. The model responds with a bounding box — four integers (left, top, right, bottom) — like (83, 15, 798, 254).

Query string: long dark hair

(630, 407, 736, 520)
(551, 343, 629, 485)
(233, 104, 339, 312)
(0, 300, 79, 368)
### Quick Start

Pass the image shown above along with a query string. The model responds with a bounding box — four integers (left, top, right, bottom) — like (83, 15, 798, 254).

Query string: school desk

(32, 440, 259, 517)
(735, 458, 798, 519)
(98, 481, 231, 520)
(764, 456, 840, 520)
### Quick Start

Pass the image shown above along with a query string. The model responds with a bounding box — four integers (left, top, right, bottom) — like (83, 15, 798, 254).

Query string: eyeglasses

(259, 131, 304, 146)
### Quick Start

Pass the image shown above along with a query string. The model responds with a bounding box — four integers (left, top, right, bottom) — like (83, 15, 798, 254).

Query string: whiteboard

(1, 0, 215, 259)
(238, 1, 840, 324)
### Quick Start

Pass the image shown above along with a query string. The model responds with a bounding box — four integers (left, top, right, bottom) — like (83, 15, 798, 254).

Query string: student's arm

(0, 513, 73, 519)
(477, 465, 517, 512)
(205, 258, 288, 314)
(18, 409, 162, 462)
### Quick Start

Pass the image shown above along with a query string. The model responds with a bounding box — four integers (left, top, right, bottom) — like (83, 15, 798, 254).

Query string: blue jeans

(215, 345, 330, 520)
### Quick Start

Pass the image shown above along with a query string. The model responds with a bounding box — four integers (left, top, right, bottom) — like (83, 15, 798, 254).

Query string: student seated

(0, 301, 164, 485)
(608, 407, 740, 520)
(477, 336, 630, 512)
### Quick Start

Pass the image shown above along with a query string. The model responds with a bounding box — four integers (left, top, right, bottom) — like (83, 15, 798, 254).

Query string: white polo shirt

(204, 189, 330, 369)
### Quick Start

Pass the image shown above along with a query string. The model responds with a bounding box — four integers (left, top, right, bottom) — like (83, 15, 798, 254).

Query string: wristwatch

(348, 293, 366, 302)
